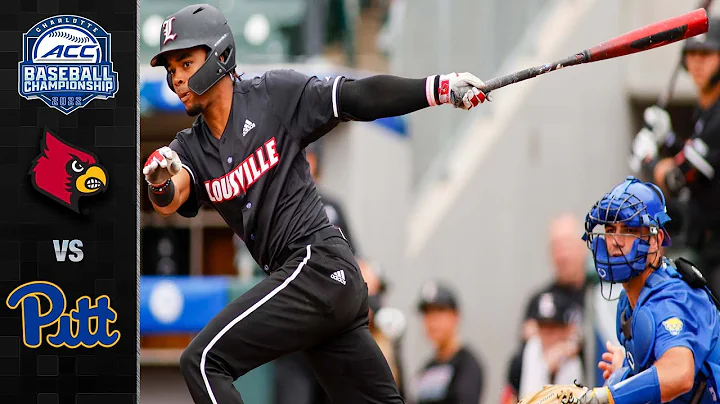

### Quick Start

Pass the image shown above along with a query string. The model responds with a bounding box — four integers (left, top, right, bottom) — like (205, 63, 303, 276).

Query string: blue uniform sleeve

(651, 290, 716, 373)
(264, 69, 346, 148)
(169, 136, 206, 218)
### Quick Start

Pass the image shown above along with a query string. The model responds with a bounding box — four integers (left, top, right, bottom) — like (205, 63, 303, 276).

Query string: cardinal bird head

(29, 128, 108, 213)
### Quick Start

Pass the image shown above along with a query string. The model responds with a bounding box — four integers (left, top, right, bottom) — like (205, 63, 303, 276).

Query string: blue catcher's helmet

(583, 176, 672, 284)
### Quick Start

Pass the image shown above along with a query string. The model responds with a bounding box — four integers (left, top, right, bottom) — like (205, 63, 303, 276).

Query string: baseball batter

(142, 4, 488, 404)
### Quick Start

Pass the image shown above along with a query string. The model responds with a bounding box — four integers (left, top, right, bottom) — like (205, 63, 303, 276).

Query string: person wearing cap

(631, 18, 720, 295)
(413, 281, 485, 404)
(503, 290, 585, 403)
(520, 213, 589, 341)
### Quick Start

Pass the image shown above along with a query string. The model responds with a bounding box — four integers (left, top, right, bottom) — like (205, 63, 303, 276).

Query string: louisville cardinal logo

(29, 128, 108, 214)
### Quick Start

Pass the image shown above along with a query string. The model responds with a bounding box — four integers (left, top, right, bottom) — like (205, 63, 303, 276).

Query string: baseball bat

(483, 8, 709, 94)
(657, 0, 714, 109)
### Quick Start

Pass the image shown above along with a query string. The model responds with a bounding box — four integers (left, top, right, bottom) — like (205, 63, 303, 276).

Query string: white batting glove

(643, 105, 673, 146)
(143, 146, 182, 186)
(434, 72, 490, 110)
(629, 127, 658, 173)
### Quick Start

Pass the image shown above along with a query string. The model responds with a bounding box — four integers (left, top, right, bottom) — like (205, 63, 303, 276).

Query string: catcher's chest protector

(617, 265, 691, 373)
(617, 265, 720, 404)
(618, 299, 656, 373)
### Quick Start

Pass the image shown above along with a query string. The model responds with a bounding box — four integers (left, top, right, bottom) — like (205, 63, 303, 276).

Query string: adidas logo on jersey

(242, 119, 255, 136)
(330, 270, 346, 285)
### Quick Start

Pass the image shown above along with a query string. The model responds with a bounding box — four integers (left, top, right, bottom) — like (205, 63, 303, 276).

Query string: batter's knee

(179, 340, 203, 379)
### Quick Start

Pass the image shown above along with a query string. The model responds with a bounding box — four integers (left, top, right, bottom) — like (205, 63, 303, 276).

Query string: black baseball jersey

(669, 98, 720, 248)
(679, 99, 720, 216)
(415, 347, 484, 404)
(169, 69, 349, 273)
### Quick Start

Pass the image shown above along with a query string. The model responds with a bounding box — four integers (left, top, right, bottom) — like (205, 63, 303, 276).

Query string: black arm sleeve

(339, 75, 433, 121)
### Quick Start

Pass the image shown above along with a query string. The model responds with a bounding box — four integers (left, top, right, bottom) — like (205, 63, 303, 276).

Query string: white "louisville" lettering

(204, 138, 280, 203)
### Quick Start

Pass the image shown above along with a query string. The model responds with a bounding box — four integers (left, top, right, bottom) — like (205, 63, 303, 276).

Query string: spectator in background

(521, 213, 588, 341)
(502, 290, 584, 404)
(414, 280, 484, 404)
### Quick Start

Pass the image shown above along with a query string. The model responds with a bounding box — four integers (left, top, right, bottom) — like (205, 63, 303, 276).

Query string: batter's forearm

(339, 75, 433, 121)
(149, 179, 176, 211)
(149, 171, 191, 216)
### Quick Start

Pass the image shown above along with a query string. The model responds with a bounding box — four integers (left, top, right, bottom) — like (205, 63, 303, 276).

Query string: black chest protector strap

(674, 257, 720, 310)
(621, 309, 633, 341)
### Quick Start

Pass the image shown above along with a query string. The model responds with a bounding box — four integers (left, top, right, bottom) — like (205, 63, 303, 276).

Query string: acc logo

(18, 15, 119, 114)
(662, 317, 684, 336)
(6, 281, 120, 348)
(29, 127, 108, 214)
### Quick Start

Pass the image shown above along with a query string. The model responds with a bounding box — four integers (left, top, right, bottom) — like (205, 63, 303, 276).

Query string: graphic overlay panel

(0, 0, 138, 403)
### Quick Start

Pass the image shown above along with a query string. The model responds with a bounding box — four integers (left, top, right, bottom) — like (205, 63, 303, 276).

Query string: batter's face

(685, 50, 720, 90)
(422, 307, 458, 348)
(165, 46, 210, 116)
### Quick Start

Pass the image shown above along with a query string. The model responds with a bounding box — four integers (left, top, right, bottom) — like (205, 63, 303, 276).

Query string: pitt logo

(6, 281, 120, 349)
(205, 138, 280, 203)
(19, 15, 119, 114)
(662, 317, 684, 336)
(162, 17, 177, 45)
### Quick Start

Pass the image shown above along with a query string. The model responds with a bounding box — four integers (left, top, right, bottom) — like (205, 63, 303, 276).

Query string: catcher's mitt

(517, 382, 604, 404)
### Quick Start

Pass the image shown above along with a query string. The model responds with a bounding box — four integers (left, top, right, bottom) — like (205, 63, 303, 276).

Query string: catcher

(520, 176, 720, 404)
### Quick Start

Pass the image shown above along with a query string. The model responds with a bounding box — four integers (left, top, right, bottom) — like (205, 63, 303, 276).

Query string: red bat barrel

(588, 8, 709, 62)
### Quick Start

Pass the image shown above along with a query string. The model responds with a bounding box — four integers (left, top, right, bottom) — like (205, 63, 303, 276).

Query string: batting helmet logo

(162, 17, 177, 45)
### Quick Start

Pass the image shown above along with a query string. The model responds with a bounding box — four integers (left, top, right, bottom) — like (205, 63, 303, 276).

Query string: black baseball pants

(179, 231, 404, 404)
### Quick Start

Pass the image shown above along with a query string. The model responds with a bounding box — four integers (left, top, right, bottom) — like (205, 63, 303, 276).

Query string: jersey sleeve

(651, 290, 715, 373)
(674, 114, 720, 184)
(264, 69, 346, 147)
(449, 352, 484, 404)
(169, 137, 206, 218)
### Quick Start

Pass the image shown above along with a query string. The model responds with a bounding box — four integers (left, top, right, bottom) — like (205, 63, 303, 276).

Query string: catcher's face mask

(582, 177, 671, 285)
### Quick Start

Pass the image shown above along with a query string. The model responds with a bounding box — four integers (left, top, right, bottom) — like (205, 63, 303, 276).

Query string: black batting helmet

(150, 4, 236, 95)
